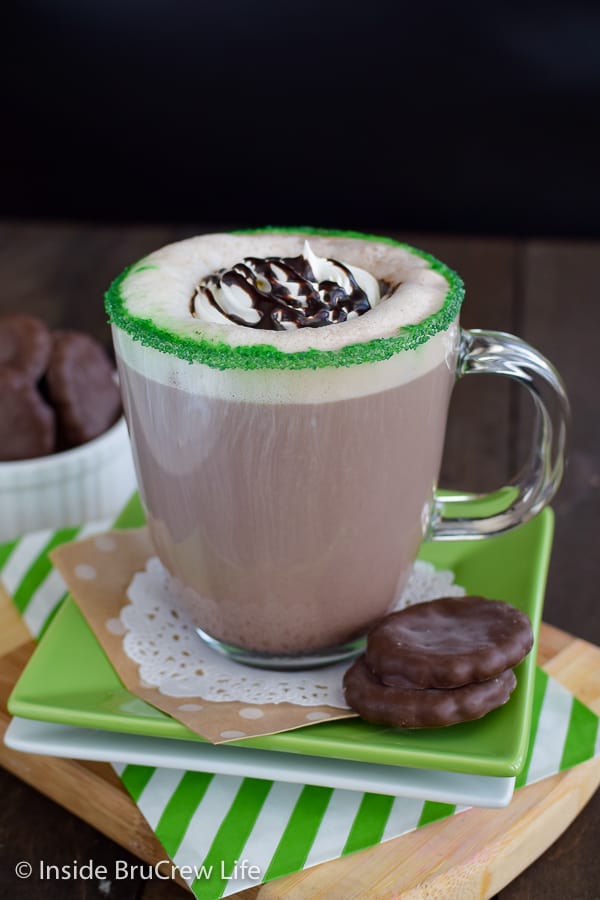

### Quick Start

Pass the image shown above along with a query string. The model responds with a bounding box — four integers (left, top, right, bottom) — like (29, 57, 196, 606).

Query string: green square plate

(8, 495, 554, 777)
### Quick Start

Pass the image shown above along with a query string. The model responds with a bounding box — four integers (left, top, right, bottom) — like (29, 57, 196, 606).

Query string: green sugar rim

(104, 227, 464, 371)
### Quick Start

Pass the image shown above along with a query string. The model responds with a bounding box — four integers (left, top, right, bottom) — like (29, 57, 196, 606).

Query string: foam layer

(113, 322, 459, 404)
(105, 229, 464, 373)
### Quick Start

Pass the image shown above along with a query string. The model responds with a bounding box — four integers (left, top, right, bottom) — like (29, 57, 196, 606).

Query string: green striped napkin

(2, 519, 599, 899)
(112, 669, 600, 898)
(1, 519, 111, 638)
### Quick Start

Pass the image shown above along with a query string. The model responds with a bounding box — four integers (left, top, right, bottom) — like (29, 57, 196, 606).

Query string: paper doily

(116, 558, 466, 709)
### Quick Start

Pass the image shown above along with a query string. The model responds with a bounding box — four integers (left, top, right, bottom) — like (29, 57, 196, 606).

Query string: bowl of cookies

(0, 315, 137, 543)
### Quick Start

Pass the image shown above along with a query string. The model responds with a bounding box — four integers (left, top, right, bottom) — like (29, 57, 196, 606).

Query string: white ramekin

(0, 417, 138, 543)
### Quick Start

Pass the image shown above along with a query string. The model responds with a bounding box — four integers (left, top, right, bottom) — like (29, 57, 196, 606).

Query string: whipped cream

(192, 241, 382, 330)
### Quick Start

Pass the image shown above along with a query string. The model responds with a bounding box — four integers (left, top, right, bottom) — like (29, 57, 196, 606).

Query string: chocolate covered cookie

(0, 314, 52, 382)
(0, 367, 55, 460)
(365, 596, 533, 689)
(343, 657, 517, 728)
(44, 331, 121, 447)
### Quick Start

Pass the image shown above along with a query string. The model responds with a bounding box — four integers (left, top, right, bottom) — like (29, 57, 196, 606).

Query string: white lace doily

(114, 558, 465, 709)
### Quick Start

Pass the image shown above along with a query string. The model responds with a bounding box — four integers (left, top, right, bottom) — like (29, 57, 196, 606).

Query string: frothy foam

(118, 233, 450, 353)
(111, 231, 461, 404)
(114, 323, 458, 404)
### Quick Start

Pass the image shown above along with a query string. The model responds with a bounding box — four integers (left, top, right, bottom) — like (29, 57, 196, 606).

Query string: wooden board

(1, 586, 599, 900)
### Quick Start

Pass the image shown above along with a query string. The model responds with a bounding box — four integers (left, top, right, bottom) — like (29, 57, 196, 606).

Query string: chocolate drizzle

(192, 251, 378, 330)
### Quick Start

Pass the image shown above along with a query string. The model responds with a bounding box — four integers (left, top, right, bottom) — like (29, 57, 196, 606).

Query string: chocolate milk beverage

(118, 358, 453, 655)
(107, 231, 463, 665)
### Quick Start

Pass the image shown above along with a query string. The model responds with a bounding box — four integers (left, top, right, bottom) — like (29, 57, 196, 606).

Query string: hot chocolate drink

(107, 230, 464, 664)
(118, 356, 453, 655)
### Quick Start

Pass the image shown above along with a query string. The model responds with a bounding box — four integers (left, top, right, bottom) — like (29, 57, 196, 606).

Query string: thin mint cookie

(343, 656, 517, 729)
(366, 596, 533, 690)
(44, 331, 121, 447)
(0, 367, 55, 460)
(0, 314, 52, 382)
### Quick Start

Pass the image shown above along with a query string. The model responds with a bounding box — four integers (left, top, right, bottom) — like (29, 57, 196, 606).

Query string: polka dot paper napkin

(48, 527, 355, 742)
(46, 524, 468, 745)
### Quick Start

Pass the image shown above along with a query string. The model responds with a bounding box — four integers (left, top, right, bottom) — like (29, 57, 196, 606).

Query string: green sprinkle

(104, 227, 464, 371)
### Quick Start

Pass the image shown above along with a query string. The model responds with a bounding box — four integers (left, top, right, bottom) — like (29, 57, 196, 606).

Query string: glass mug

(108, 230, 568, 669)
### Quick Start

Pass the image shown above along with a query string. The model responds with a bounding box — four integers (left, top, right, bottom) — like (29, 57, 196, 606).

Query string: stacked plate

(5, 497, 554, 810)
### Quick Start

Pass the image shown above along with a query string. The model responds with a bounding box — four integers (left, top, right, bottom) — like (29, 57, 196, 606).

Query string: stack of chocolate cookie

(343, 596, 534, 728)
(0, 315, 121, 461)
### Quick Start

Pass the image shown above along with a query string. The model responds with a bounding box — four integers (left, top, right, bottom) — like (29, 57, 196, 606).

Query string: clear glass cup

(110, 235, 568, 669)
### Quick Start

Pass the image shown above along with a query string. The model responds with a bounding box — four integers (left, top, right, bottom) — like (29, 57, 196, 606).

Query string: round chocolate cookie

(44, 331, 121, 447)
(365, 596, 533, 690)
(343, 656, 517, 728)
(0, 367, 55, 461)
(0, 315, 52, 382)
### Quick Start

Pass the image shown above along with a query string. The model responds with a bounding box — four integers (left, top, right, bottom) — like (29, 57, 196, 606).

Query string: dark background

(3, 0, 600, 236)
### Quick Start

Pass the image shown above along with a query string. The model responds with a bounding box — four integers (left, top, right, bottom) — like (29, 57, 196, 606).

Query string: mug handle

(431, 328, 570, 539)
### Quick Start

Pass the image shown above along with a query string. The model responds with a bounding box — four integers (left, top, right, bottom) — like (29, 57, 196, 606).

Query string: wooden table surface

(0, 222, 598, 899)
